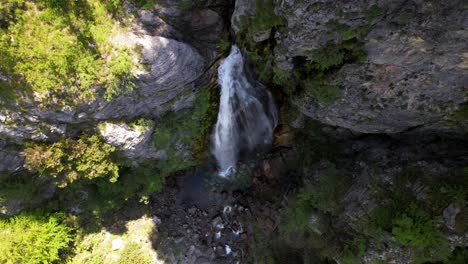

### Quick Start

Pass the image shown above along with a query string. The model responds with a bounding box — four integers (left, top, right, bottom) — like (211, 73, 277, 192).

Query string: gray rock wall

(233, 0, 468, 134)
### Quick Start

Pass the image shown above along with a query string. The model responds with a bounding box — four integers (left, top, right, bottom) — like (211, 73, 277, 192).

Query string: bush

(283, 165, 348, 236)
(0, 212, 73, 264)
(251, 0, 285, 32)
(23, 134, 119, 187)
(392, 204, 444, 248)
(391, 203, 450, 263)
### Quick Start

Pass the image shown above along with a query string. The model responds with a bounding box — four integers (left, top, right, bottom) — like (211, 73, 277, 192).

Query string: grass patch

(0, 0, 138, 106)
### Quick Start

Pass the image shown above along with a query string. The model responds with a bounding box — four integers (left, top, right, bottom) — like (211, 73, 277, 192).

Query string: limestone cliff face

(233, 0, 468, 134)
(0, 0, 228, 171)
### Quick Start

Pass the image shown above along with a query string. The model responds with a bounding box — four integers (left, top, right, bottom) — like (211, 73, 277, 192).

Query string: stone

(443, 203, 462, 230)
(231, 0, 254, 34)
(308, 212, 327, 235)
(112, 238, 124, 251)
(0, 148, 24, 173)
(98, 121, 164, 160)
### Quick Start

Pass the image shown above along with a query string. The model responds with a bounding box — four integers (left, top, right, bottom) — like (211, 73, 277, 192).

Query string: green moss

(250, 0, 285, 33)
(367, 5, 383, 20)
(152, 87, 216, 168)
(451, 105, 468, 121)
(304, 75, 341, 105)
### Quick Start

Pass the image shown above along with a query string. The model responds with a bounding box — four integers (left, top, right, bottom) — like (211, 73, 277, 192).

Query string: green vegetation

(129, 117, 153, 131)
(70, 216, 156, 264)
(0, 212, 73, 264)
(284, 166, 347, 223)
(117, 242, 154, 264)
(23, 134, 119, 187)
(366, 5, 383, 20)
(0, 0, 137, 106)
(0, 172, 44, 204)
(250, 0, 285, 32)
(448, 248, 468, 264)
(367, 167, 455, 263)
(217, 37, 232, 54)
(153, 88, 216, 165)
(128, 0, 158, 10)
(392, 204, 444, 248)
(237, 13, 368, 106)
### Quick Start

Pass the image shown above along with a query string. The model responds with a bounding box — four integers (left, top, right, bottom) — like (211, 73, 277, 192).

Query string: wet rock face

(233, 0, 468, 134)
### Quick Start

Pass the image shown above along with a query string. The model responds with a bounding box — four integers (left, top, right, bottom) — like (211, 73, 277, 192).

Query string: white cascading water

(211, 45, 277, 177)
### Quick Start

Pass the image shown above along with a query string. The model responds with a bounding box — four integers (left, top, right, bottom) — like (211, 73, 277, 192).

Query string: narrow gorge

(0, 1, 466, 264)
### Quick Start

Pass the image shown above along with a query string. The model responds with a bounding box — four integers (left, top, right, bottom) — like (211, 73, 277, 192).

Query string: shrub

(448, 248, 468, 264)
(304, 75, 341, 106)
(392, 204, 444, 248)
(23, 134, 119, 187)
(391, 203, 450, 263)
(283, 165, 348, 236)
(251, 0, 285, 33)
(0, 212, 73, 264)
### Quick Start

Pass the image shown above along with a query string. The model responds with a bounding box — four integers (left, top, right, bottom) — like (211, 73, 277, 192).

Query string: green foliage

(0, 0, 137, 105)
(367, 5, 383, 20)
(392, 203, 450, 263)
(117, 242, 153, 264)
(368, 166, 452, 263)
(217, 37, 231, 53)
(450, 105, 468, 121)
(23, 134, 119, 187)
(0, 212, 73, 264)
(0, 172, 45, 204)
(104, 48, 136, 100)
(129, 0, 158, 10)
(309, 46, 344, 71)
(153, 88, 215, 161)
(251, 0, 285, 32)
(304, 74, 341, 105)
(129, 118, 153, 131)
(283, 165, 348, 236)
(448, 248, 468, 264)
(340, 250, 360, 264)
(350, 237, 367, 257)
(307, 39, 367, 71)
(392, 204, 445, 248)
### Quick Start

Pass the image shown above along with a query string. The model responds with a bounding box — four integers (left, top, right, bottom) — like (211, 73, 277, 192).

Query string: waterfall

(211, 45, 277, 177)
